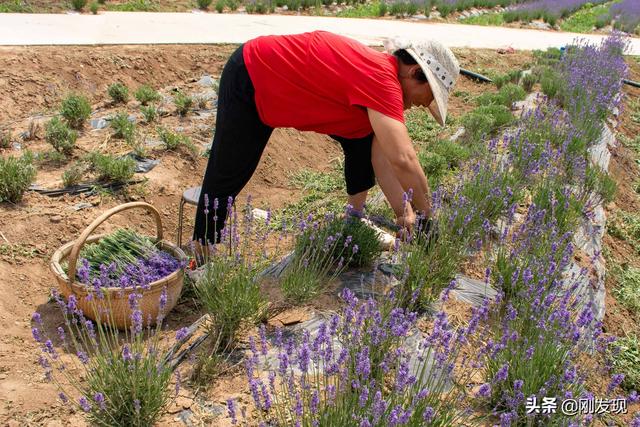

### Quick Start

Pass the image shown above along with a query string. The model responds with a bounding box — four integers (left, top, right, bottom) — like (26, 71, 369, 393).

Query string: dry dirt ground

(0, 44, 637, 425)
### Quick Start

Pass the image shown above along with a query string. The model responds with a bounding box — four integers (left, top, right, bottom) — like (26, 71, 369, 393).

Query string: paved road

(0, 12, 639, 54)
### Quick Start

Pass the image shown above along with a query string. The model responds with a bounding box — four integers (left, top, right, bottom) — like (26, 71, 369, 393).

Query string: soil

(3, 44, 638, 426)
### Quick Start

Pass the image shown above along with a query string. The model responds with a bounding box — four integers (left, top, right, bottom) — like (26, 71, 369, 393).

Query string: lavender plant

(233, 288, 485, 426)
(32, 289, 177, 427)
(280, 212, 358, 302)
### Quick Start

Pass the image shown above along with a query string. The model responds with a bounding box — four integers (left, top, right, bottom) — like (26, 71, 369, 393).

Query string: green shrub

(461, 105, 513, 142)
(405, 107, 439, 142)
(156, 127, 197, 156)
(0, 0, 33, 12)
(62, 162, 85, 187)
(71, 0, 87, 11)
(140, 105, 157, 123)
(214, 0, 223, 11)
(45, 117, 78, 154)
(540, 67, 564, 100)
(584, 164, 616, 205)
(378, 1, 387, 15)
(88, 152, 136, 183)
(107, 82, 129, 104)
(173, 91, 193, 116)
(60, 93, 91, 129)
(105, 0, 157, 11)
(418, 150, 447, 187)
(609, 336, 640, 391)
(89, 1, 98, 13)
(0, 152, 36, 203)
(194, 95, 209, 110)
(390, 1, 407, 16)
(134, 85, 161, 105)
(476, 84, 526, 108)
(110, 112, 136, 141)
(227, 0, 238, 9)
(521, 73, 537, 92)
(199, 0, 213, 8)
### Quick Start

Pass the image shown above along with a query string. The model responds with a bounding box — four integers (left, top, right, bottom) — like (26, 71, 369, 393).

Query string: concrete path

(0, 12, 639, 54)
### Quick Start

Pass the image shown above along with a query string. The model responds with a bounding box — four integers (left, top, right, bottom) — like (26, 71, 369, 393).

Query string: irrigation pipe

(460, 68, 493, 83)
(623, 79, 640, 89)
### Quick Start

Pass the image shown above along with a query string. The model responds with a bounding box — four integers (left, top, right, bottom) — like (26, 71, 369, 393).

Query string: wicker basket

(50, 202, 187, 329)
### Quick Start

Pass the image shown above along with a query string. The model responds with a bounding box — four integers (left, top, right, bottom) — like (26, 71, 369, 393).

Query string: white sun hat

(383, 37, 460, 126)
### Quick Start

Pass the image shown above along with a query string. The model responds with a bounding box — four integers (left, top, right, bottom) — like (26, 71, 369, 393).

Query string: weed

(418, 150, 447, 187)
(613, 266, 640, 314)
(0, 152, 36, 203)
(62, 162, 86, 187)
(195, 95, 209, 110)
(60, 93, 91, 129)
(45, 117, 78, 155)
(24, 120, 41, 141)
(88, 152, 136, 183)
(461, 104, 513, 142)
(140, 105, 157, 123)
(560, 2, 611, 33)
(477, 83, 526, 108)
(521, 73, 537, 92)
(460, 11, 505, 26)
(134, 84, 161, 105)
(336, 1, 384, 17)
(107, 82, 129, 104)
(173, 91, 193, 116)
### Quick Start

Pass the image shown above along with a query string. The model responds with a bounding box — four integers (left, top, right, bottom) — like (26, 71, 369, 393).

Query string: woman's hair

(393, 49, 428, 82)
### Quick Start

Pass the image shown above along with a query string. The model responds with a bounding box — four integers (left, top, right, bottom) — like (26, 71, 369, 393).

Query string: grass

(0, 0, 33, 12)
(460, 12, 505, 26)
(105, 0, 157, 11)
(560, 2, 612, 33)
(609, 335, 640, 392)
(156, 127, 197, 156)
(613, 266, 640, 314)
(336, 1, 385, 17)
(607, 211, 640, 253)
(405, 107, 440, 142)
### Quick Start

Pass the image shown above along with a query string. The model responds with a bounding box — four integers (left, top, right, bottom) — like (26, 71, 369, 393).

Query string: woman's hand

(395, 204, 416, 240)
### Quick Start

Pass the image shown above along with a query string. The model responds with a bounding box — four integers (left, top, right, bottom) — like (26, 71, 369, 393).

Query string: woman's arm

(367, 108, 432, 218)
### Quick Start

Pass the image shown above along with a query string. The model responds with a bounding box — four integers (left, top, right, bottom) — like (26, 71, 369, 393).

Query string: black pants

(193, 45, 376, 246)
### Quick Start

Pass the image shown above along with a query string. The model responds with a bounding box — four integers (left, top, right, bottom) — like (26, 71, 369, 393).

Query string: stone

(252, 208, 270, 221)
(90, 118, 108, 129)
(197, 75, 215, 87)
(449, 127, 465, 142)
(529, 21, 552, 30)
(50, 215, 62, 223)
(71, 203, 93, 211)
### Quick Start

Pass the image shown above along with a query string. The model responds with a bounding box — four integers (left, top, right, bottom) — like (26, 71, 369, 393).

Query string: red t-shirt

(243, 31, 404, 139)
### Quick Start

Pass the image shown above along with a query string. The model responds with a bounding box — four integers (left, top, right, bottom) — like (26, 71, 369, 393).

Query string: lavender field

(23, 31, 640, 426)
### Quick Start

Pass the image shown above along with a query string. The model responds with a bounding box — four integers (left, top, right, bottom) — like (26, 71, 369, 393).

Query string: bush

(110, 112, 136, 141)
(140, 105, 157, 123)
(378, 1, 387, 15)
(134, 85, 161, 105)
(477, 83, 526, 108)
(540, 67, 564, 100)
(60, 93, 91, 129)
(45, 117, 78, 154)
(107, 82, 129, 104)
(214, 0, 224, 11)
(173, 91, 193, 116)
(0, 152, 36, 203)
(71, 0, 87, 11)
(156, 127, 197, 156)
(282, 213, 358, 302)
(89, 1, 98, 13)
(418, 150, 447, 187)
(461, 105, 513, 142)
(88, 152, 136, 183)
(521, 73, 537, 92)
(32, 291, 175, 427)
(227, 0, 238, 9)
(198, 0, 213, 8)
(62, 162, 85, 187)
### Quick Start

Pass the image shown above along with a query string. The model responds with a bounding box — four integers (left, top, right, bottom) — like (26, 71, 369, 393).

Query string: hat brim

(406, 48, 450, 126)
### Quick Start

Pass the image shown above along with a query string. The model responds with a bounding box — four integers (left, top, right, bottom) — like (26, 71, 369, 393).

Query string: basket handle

(67, 202, 164, 285)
